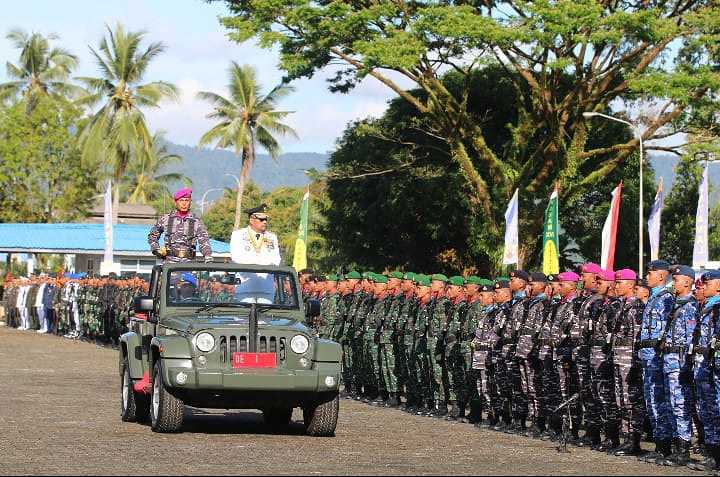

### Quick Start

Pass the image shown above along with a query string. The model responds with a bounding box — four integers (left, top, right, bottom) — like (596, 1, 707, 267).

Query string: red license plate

(232, 352, 277, 369)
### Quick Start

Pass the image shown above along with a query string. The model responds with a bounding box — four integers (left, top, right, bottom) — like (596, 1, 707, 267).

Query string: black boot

(640, 439, 671, 463)
(434, 401, 449, 418)
(446, 401, 461, 421)
(597, 424, 621, 452)
(467, 402, 482, 424)
(688, 444, 719, 472)
(386, 393, 400, 408)
(614, 432, 642, 456)
(417, 400, 432, 416)
(663, 438, 691, 467)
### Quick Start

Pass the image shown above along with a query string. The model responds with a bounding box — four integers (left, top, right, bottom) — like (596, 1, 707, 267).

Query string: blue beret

(671, 265, 695, 280)
(647, 260, 671, 272)
(181, 272, 198, 287)
(701, 270, 720, 282)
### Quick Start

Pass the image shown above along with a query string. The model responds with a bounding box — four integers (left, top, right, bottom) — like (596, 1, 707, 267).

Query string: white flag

(103, 180, 113, 266)
(693, 163, 709, 268)
(503, 189, 519, 265)
(647, 178, 664, 261)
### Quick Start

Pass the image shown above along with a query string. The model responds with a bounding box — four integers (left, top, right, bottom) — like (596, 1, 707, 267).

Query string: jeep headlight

(290, 335, 310, 355)
(195, 332, 215, 353)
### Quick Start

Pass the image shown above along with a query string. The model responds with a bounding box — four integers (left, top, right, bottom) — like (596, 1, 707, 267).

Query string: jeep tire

(262, 407, 293, 429)
(121, 357, 149, 423)
(150, 360, 184, 432)
(303, 394, 339, 437)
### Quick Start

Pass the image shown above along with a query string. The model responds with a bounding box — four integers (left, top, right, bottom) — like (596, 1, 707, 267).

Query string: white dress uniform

(230, 226, 282, 266)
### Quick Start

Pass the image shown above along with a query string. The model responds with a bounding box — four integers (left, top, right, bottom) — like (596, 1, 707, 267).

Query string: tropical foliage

(198, 62, 297, 230)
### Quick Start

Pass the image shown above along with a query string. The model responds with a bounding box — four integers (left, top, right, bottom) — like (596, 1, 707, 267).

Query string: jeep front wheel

(150, 360, 184, 433)
(303, 394, 339, 437)
(120, 357, 149, 422)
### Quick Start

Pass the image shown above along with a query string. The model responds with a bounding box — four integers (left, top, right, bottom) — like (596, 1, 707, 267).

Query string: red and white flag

(601, 182, 623, 270)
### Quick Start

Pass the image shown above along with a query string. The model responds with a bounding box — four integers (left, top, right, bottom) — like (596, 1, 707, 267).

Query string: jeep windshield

(166, 269, 299, 309)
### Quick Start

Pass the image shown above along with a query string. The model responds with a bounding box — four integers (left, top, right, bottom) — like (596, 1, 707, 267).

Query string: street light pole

(583, 112, 645, 273)
(224, 173, 241, 188)
(199, 188, 224, 215)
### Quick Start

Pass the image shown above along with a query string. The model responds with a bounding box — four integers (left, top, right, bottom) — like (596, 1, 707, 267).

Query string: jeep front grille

(218, 334, 286, 365)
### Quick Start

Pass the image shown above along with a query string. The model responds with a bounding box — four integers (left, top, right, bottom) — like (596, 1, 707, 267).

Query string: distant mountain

(650, 154, 720, 205)
(162, 141, 329, 200)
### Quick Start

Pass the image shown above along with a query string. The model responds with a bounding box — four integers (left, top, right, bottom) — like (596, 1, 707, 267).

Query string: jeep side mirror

(134, 296, 154, 313)
(305, 299, 321, 319)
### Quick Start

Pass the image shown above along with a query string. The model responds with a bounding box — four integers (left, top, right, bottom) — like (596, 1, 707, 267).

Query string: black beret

(671, 265, 695, 280)
(530, 272, 547, 283)
(647, 260, 671, 272)
(509, 270, 530, 281)
(480, 284, 494, 292)
(495, 280, 510, 289)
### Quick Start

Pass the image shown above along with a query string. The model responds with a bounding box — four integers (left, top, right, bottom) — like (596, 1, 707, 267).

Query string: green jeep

(118, 262, 341, 436)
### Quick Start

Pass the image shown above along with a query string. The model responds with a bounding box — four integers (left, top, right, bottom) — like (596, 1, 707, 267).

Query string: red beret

(173, 188, 192, 201)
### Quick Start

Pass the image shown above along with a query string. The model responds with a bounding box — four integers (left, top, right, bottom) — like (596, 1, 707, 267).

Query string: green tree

(0, 29, 79, 106)
(216, 0, 720, 268)
(77, 23, 177, 222)
(197, 62, 297, 231)
(0, 96, 98, 222)
(122, 132, 190, 205)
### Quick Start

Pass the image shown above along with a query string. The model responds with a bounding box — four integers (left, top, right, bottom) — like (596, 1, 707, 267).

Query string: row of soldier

(1, 274, 148, 343)
(301, 263, 720, 473)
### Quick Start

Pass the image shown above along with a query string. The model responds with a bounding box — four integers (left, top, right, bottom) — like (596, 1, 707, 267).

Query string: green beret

(465, 276, 482, 285)
(431, 273, 449, 283)
(344, 271, 361, 280)
(479, 279, 495, 287)
(403, 272, 416, 281)
(326, 274, 339, 282)
(389, 271, 404, 279)
(362, 271, 373, 280)
(448, 276, 466, 286)
(415, 274, 431, 286)
(374, 275, 388, 284)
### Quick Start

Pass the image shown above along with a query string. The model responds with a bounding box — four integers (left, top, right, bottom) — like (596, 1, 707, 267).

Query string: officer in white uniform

(230, 204, 282, 266)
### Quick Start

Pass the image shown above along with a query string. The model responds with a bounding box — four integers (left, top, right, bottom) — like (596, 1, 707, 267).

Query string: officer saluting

(230, 203, 281, 265)
(147, 187, 213, 262)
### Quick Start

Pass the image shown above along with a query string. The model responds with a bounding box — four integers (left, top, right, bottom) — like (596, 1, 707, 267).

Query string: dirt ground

(0, 326, 697, 475)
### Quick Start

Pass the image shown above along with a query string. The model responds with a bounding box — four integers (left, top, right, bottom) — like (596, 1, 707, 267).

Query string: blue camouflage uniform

(661, 293, 698, 442)
(693, 294, 720, 447)
(639, 284, 675, 443)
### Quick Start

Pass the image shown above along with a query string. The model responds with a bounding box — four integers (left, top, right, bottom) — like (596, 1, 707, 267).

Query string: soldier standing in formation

(302, 262, 720, 471)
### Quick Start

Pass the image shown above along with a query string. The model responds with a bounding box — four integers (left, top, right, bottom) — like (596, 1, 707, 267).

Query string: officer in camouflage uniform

(472, 280, 498, 428)
(638, 260, 676, 464)
(688, 270, 720, 473)
(491, 279, 514, 430)
(537, 274, 563, 440)
(609, 269, 648, 456)
(344, 271, 365, 398)
(444, 276, 469, 420)
(588, 269, 621, 451)
(658, 265, 698, 467)
(506, 270, 532, 433)
(371, 275, 399, 406)
(459, 276, 483, 423)
(398, 273, 420, 412)
(356, 273, 377, 400)
(412, 274, 434, 415)
(147, 187, 213, 263)
(318, 275, 341, 340)
(428, 273, 450, 417)
(551, 272, 583, 441)
(515, 272, 550, 437)
(340, 271, 361, 397)
(386, 272, 406, 403)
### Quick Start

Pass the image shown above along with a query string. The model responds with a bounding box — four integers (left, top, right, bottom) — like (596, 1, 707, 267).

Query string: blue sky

(0, 0, 403, 153)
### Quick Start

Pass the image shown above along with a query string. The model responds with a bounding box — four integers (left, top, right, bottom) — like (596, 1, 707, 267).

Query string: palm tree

(123, 131, 190, 205)
(0, 29, 80, 106)
(77, 23, 177, 222)
(197, 62, 298, 230)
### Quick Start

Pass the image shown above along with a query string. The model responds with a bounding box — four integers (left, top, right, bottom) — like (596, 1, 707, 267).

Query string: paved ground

(0, 326, 698, 475)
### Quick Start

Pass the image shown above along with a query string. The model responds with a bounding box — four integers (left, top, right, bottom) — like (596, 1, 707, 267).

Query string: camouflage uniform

(319, 292, 341, 340)
(346, 291, 366, 395)
(445, 299, 469, 410)
(398, 294, 420, 406)
(472, 304, 503, 423)
(507, 293, 531, 428)
(537, 295, 563, 435)
(515, 293, 550, 432)
(429, 296, 451, 406)
(493, 301, 515, 426)
(338, 291, 355, 392)
(552, 294, 584, 438)
(461, 298, 484, 420)
(373, 295, 397, 398)
(147, 210, 212, 261)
